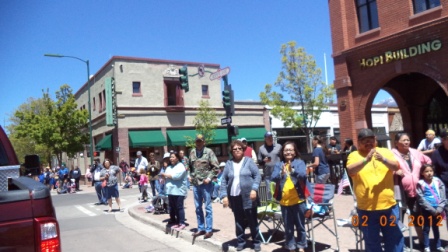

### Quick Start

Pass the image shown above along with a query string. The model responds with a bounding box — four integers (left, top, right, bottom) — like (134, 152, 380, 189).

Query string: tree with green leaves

(7, 97, 53, 165)
(260, 41, 334, 152)
(12, 84, 89, 165)
(185, 100, 219, 149)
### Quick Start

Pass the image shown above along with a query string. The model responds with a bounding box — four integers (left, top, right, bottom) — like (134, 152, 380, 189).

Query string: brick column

(117, 128, 130, 163)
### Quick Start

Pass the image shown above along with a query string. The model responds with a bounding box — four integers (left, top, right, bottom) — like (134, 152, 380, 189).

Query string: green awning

(212, 128, 229, 144)
(166, 128, 229, 146)
(96, 134, 112, 150)
(129, 130, 166, 147)
(166, 129, 196, 146)
(236, 127, 267, 142)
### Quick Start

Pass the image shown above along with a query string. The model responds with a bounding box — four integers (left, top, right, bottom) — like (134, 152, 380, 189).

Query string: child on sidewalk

(416, 164, 447, 252)
(122, 172, 133, 189)
(138, 168, 149, 202)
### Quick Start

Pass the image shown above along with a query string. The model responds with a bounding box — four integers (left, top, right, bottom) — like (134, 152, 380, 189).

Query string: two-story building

(72, 56, 268, 172)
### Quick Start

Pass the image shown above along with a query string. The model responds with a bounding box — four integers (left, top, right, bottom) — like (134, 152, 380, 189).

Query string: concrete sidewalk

(74, 183, 448, 251)
(127, 189, 448, 252)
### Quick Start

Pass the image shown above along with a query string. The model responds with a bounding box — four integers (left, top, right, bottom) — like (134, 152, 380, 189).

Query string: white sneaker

(437, 247, 446, 252)
(145, 205, 154, 213)
(424, 248, 430, 252)
(213, 198, 220, 203)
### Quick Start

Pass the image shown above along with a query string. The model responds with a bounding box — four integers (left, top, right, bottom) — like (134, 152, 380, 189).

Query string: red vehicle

(0, 126, 61, 252)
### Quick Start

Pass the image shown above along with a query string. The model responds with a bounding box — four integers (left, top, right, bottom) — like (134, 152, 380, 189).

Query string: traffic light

(179, 65, 189, 92)
(222, 85, 232, 116)
(228, 125, 239, 137)
(93, 151, 100, 157)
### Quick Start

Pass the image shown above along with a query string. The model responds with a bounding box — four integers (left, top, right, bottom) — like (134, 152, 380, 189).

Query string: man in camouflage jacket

(189, 134, 220, 238)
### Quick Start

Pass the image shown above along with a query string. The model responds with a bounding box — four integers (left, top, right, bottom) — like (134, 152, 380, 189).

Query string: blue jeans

(421, 209, 441, 249)
(185, 175, 190, 190)
(193, 182, 214, 232)
(281, 202, 307, 250)
(357, 204, 404, 252)
(158, 182, 165, 195)
(150, 180, 160, 197)
(212, 182, 220, 199)
(229, 195, 261, 248)
(315, 173, 330, 184)
(168, 195, 185, 225)
(94, 181, 106, 204)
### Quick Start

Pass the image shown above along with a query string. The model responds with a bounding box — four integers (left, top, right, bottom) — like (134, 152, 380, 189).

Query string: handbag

(101, 180, 107, 188)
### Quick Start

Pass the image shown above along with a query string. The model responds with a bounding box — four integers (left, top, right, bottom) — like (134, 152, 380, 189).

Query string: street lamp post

(44, 54, 94, 168)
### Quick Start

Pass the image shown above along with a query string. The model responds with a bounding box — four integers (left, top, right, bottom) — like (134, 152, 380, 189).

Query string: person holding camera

(257, 131, 282, 200)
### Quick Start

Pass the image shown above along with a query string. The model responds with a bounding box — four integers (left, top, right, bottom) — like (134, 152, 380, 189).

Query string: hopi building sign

(359, 39, 442, 68)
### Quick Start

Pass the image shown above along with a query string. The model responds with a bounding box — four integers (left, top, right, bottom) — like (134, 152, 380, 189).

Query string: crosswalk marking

(75, 205, 96, 217)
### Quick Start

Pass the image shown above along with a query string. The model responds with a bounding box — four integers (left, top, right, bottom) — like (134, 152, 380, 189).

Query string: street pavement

(68, 183, 448, 252)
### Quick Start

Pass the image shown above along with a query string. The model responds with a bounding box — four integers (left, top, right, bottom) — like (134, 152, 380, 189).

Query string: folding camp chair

(257, 181, 284, 244)
(306, 183, 340, 252)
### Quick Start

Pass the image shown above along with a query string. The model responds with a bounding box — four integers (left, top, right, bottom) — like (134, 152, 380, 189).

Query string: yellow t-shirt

(280, 163, 304, 206)
(347, 147, 397, 211)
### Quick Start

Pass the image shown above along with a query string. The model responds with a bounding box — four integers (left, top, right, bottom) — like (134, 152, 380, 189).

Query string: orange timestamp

(351, 215, 444, 227)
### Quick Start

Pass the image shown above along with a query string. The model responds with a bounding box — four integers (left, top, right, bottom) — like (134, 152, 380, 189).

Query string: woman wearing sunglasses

(271, 141, 308, 252)
(220, 140, 262, 252)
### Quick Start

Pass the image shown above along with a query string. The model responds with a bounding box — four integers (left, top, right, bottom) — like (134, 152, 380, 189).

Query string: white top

(230, 158, 244, 196)
(417, 138, 441, 151)
(135, 156, 148, 170)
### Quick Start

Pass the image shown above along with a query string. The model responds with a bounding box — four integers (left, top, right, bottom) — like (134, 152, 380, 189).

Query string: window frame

(355, 0, 379, 33)
(102, 90, 106, 112)
(93, 97, 96, 111)
(201, 84, 210, 98)
(412, 0, 441, 14)
(132, 81, 142, 97)
(98, 92, 103, 112)
(164, 80, 184, 111)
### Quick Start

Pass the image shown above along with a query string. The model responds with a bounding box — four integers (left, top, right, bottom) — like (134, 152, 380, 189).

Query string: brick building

(329, 0, 448, 146)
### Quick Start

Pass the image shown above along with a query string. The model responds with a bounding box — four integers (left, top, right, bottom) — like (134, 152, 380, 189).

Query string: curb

(128, 205, 231, 252)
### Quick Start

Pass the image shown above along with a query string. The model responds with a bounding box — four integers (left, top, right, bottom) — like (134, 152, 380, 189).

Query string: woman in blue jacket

(271, 141, 308, 252)
(220, 140, 262, 252)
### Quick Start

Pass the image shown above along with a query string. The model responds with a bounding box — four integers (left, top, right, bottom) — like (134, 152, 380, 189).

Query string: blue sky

(0, 0, 391, 128)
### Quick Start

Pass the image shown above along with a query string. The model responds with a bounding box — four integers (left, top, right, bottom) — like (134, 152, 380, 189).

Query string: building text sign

(359, 39, 442, 68)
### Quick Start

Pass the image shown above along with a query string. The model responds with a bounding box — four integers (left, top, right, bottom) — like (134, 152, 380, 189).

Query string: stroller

(146, 195, 168, 214)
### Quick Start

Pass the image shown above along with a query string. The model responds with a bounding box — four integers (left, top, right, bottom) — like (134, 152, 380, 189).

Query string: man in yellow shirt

(347, 128, 404, 251)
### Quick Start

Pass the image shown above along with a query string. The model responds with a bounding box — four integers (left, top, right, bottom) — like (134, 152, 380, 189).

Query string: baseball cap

(240, 137, 247, 142)
(195, 134, 205, 142)
(163, 152, 170, 159)
(264, 131, 273, 137)
(136, 151, 142, 156)
(440, 128, 448, 139)
(219, 162, 226, 167)
(358, 128, 375, 140)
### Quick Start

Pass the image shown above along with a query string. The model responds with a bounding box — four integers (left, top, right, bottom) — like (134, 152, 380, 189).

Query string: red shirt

(244, 146, 253, 158)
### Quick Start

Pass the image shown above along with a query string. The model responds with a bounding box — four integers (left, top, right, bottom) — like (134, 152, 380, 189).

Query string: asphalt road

(52, 186, 210, 252)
